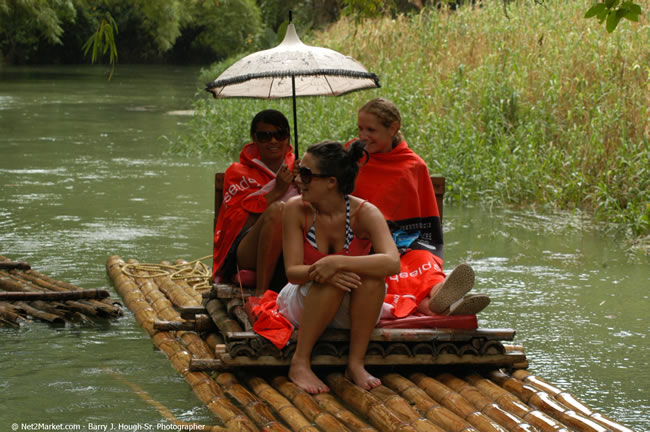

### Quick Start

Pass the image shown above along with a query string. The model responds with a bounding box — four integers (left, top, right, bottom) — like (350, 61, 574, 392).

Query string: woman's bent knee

(263, 201, 285, 225)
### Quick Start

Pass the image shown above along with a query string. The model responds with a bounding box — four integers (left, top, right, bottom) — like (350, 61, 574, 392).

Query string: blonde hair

(359, 98, 404, 148)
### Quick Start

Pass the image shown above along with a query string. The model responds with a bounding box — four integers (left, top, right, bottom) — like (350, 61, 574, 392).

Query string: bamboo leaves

(82, 11, 118, 79)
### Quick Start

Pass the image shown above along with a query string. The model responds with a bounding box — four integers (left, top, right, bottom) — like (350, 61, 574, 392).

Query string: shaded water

(0, 66, 647, 431)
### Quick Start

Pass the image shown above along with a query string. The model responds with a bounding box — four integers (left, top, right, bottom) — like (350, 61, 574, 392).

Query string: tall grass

(173, 0, 649, 252)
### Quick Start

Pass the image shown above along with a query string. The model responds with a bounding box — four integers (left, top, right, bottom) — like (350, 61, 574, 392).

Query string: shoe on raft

(446, 293, 491, 315)
(428, 263, 475, 314)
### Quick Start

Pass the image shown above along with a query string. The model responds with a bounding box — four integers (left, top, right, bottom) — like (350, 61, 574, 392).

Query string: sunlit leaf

(585, 3, 607, 18)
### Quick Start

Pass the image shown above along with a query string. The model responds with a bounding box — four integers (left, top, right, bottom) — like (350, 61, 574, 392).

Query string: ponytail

(306, 140, 368, 195)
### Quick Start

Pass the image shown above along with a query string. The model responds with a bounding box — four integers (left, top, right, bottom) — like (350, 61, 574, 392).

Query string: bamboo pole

(13, 301, 66, 324)
(0, 289, 109, 301)
(463, 372, 567, 432)
(313, 392, 378, 432)
(410, 373, 508, 432)
(511, 370, 634, 432)
(107, 255, 259, 431)
(435, 373, 533, 432)
(0, 301, 26, 325)
(271, 376, 353, 431)
(369, 385, 447, 432)
(0, 275, 32, 292)
(14, 268, 122, 316)
(216, 373, 292, 431)
(381, 373, 476, 432)
(327, 373, 418, 432)
(154, 261, 203, 308)
(0, 260, 31, 270)
(205, 298, 243, 335)
(487, 370, 609, 432)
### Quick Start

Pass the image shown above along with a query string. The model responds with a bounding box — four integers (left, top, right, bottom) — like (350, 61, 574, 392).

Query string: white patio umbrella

(205, 20, 380, 157)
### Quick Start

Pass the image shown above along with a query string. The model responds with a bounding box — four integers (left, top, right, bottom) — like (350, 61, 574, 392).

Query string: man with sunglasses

(212, 109, 297, 295)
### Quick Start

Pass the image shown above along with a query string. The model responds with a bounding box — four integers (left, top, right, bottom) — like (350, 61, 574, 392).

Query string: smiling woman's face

(252, 121, 290, 166)
(357, 110, 398, 154)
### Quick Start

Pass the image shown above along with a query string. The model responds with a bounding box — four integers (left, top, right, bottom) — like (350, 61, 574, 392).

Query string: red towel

(213, 142, 294, 281)
(350, 140, 442, 248)
(249, 291, 294, 350)
(385, 249, 445, 318)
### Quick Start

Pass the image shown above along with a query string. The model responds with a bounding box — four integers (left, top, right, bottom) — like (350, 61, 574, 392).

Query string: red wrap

(351, 140, 443, 249)
(384, 249, 445, 318)
(212, 142, 294, 281)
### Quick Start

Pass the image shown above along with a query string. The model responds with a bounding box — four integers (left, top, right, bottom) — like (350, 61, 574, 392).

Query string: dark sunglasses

(298, 166, 332, 184)
(254, 129, 289, 142)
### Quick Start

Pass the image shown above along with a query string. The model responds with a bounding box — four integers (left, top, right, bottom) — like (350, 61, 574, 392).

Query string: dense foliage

(174, 1, 648, 252)
(0, 0, 338, 65)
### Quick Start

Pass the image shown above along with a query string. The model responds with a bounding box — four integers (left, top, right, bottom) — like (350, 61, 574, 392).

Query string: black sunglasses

(254, 129, 289, 143)
(298, 166, 332, 184)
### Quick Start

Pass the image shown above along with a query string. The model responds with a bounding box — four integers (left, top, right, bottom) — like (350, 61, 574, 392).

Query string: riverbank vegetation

(175, 1, 649, 253)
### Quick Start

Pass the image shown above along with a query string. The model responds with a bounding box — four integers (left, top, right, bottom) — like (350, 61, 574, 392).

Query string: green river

(0, 65, 647, 431)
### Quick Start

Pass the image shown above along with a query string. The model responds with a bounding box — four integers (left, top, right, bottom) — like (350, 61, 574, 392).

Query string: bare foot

(288, 362, 329, 394)
(345, 365, 381, 390)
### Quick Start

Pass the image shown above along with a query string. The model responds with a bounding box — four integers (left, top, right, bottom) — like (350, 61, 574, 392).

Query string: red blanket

(351, 140, 443, 250)
(385, 249, 445, 318)
(212, 142, 294, 281)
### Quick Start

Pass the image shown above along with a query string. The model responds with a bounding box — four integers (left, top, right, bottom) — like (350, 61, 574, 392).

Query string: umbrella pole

(292, 75, 299, 158)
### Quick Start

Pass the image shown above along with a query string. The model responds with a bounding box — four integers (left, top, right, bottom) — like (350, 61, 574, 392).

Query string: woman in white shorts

(277, 140, 399, 394)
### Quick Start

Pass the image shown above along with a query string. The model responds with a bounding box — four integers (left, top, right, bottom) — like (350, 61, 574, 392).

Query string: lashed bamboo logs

(369, 385, 447, 432)
(107, 254, 631, 432)
(463, 372, 568, 432)
(488, 369, 611, 432)
(381, 373, 476, 432)
(313, 392, 378, 432)
(106, 255, 258, 431)
(434, 373, 535, 432)
(327, 373, 419, 432)
(216, 373, 292, 431)
(271, 376, 353, 431)
(510, 370, 634, 432)
(0, 256, 122, 325)
(410, 373, 508, 432)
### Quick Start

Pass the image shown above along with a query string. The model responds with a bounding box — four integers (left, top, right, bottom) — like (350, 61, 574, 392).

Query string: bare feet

(345, 365, 381, 390)
(288, 362, 329, 394)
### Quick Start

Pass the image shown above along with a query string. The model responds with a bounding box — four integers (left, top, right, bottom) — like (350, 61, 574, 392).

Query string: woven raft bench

(106, 254, 633, 432)
(179, 283, 525, 371)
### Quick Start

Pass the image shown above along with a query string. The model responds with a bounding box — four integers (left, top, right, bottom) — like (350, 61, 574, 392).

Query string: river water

(0, 65, 647, 431)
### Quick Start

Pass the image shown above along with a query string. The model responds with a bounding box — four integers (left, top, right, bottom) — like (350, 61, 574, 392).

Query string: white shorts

(276, 281, 385, 330)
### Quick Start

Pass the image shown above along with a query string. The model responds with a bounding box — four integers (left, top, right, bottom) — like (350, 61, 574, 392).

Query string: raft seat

(213, 173, 446, 287)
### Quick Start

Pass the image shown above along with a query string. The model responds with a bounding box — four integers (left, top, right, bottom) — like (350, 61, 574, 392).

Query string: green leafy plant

(585, 0, 642, 32)
(82, 10, 118, 79)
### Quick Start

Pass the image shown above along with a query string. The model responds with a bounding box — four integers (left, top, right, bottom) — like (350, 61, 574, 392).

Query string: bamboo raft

(106, 254, 633, 432)
(0, 255, 123, 326)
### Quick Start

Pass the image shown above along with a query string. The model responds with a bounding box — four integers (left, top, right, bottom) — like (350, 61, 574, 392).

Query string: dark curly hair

(306, 140, 368, 195)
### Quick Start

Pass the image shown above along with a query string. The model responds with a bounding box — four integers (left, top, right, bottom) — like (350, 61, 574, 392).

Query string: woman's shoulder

(349, 196, 381, 218)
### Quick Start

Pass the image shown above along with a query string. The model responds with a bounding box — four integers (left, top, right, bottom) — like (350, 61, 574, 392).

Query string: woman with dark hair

(212, 109, 296, 295)
(277, 140, 400, 394)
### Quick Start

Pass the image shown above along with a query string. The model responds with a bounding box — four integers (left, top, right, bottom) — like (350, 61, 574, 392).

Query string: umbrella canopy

(205, 22, 380, 156)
